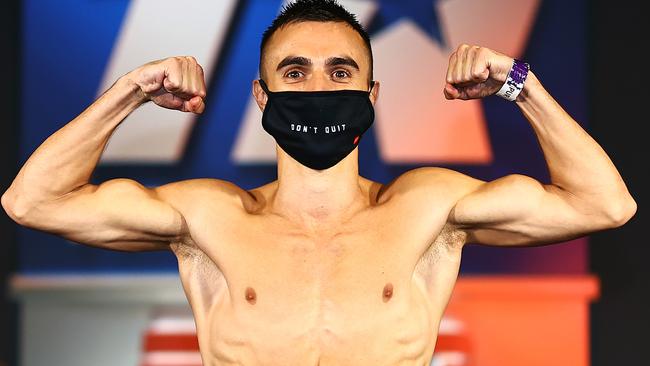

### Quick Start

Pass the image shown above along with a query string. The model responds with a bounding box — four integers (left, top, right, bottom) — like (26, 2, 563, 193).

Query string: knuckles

(131, 55, 207, 108)
(451, 44, 491, 61)
(448, 44, 493, 82)
(162, 56, 205, 94)
(446, 43, 494, 85)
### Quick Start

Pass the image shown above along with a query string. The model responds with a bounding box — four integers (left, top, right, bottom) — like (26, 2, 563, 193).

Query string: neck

(272, 147, 365, 224)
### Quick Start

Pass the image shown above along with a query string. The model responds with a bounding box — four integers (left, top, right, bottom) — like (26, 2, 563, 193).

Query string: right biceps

(17, 178, 188, 252)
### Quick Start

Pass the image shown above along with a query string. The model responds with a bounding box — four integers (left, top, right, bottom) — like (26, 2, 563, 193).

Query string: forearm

(516, 71, 636, 218)
(3, 75, 145, 208)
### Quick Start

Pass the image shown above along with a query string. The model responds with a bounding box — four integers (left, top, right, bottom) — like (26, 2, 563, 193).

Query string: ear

(252, 79, 268, 112)
(369, 80, 380, 106)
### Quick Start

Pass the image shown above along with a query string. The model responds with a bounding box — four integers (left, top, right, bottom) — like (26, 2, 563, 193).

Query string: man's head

(254, 0, 379, 172)
(256, 0, 375, 96)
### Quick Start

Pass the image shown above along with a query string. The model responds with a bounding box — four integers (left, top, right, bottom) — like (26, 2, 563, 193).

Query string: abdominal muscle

(201, 276, 437, 366)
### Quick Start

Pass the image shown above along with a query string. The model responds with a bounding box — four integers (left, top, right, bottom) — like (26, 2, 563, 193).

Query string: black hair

(259, 0, 373, 82)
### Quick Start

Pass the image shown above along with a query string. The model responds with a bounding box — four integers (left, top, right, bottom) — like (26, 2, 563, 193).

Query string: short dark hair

(259, 0, 373, 83)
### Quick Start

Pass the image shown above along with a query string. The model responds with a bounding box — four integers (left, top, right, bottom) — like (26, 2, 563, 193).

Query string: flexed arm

(443, 44, 636, 246)
(1, 56, 207, 251)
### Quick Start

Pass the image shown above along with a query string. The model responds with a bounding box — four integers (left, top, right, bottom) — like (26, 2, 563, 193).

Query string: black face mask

(259, 79, 375, 170)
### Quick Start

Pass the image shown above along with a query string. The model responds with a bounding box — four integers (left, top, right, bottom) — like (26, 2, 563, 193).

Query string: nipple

(382, 283, 394, 303)
(245, 287, 257, 305)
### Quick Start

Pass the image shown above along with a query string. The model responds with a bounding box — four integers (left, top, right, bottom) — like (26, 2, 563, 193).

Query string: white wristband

(496, 59, 530, 101)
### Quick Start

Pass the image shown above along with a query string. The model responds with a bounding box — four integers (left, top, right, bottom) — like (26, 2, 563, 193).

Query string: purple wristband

(496, 59, 530, 101)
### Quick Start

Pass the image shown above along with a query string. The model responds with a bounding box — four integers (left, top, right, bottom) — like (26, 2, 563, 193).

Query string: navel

(245, 287, 257, 305)
(382, 283, 394, 303)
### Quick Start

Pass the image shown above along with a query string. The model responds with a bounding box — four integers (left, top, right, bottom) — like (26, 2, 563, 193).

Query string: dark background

(588, 1, 648, 364)
(1, 1, 20, 365)
(0, 1, 646, 365)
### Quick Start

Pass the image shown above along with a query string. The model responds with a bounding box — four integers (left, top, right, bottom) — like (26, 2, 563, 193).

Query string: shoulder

(152, 178, 267, 214)
(376, 167, 485, 204)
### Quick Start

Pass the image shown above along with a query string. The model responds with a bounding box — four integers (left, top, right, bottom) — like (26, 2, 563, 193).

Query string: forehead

(264, 21, 368, 67)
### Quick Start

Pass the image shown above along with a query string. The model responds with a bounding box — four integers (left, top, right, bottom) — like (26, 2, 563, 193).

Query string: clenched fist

(444, 44, 515, 101)
(126, 56, 207, 113)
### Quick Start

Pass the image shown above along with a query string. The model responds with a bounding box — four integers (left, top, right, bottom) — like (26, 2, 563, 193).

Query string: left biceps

(449, 174, 611, 247)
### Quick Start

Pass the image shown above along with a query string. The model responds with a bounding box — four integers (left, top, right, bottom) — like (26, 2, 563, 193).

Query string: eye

(332, 70, 350, 79)
(285, 70, 303, 79)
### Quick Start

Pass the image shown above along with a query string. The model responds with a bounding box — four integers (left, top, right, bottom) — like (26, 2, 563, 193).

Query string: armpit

(415, 225, 466, 279)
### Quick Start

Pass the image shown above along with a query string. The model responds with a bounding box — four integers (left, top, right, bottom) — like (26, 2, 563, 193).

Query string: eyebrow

(325, 56, 359, 70)
(275, 55, 360, 71)
(276, 56, 311, 71)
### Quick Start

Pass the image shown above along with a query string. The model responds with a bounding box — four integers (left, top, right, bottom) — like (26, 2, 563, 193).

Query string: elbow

(1, 190, 35, 226)
(1, 190, 20, 223)
(603, 194, 637, 228)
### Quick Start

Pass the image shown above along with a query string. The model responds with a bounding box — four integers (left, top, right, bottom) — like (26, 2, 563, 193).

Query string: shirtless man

(1, 0, 636, 365)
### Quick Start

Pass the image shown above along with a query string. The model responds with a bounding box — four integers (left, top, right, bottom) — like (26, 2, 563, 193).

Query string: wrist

(514, 70, 539, 103)
(117, 72, 150, 106)
(492, 56, 516, 84)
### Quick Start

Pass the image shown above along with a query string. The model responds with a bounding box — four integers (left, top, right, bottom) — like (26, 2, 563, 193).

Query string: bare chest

(176, 203, 464, 316)
(173, 205, 465, 364)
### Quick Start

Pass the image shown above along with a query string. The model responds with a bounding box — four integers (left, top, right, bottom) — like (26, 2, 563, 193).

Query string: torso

(169, 169, 468, 366)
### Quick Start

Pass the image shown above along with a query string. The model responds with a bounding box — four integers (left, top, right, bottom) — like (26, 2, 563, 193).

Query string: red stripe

(143, 333, 200, 351)
(434, 334, 472, 352)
